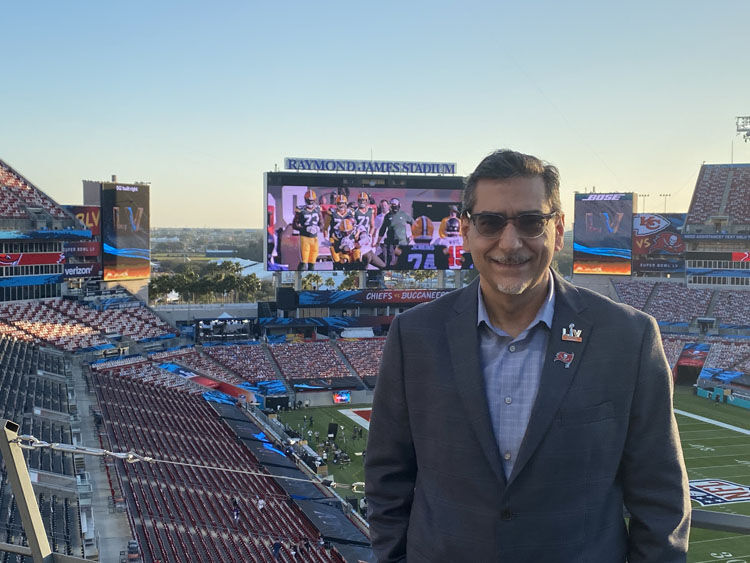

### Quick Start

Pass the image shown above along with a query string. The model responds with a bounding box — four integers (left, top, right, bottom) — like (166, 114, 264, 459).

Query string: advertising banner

(100, 183, 150, 281)
(64, 241, 101, 257)
(267, 181, 465, 271)
(63, 262, 102, 278)
(0, 274, 63, 287)
(675, 343, 710, 368)
(632, 213, 686, 274)
(297, 288, 452, 307)
(573, 193, 633, 275)
(0, 252, 66, 266)
(64, 205, 101, 236)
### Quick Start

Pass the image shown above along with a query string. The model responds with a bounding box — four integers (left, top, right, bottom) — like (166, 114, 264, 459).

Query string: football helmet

(446, 217, 461, 235)
(304, 190, 317, 206)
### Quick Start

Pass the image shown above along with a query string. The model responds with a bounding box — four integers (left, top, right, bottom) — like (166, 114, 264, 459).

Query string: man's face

(460, 176, 564, 299)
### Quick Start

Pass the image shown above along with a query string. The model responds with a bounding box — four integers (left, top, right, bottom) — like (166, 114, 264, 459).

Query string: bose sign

(580, 194, 627, 201)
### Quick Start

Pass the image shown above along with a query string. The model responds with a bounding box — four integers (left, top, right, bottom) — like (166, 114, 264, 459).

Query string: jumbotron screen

(100, 182, 150, 281)
(266, 172, 466, 271)
(573, 193, 633, 275)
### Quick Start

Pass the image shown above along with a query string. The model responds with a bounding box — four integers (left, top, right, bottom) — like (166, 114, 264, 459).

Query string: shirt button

(509, 345, 516, 352)
(503, 451, 512, 461)
(504, 396, 512, 405)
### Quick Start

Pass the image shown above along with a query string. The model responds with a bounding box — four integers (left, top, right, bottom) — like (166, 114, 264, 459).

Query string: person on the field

(366, 149, 690, 562)
(292, 189, 323, 271)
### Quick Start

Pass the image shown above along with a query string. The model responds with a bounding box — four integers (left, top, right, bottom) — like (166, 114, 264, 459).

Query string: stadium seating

(660, 334, 699, 368)
(92, 371, 344, 562)
(0, 298, 176, 351)
(204, 344, 280, 383)
(269, 341, 352, 380)
(0, 162, 68, 218)
(91, 356, 207, 395)
(613, 281, 749, 330)
(0, 335, 82, 557)
(645, 284, 713, 323)
(0, 300, 108, 351)
(725, 167, 750, 224)
(612, 280, 657, 311)
(687, 165, 730, 225)
(686, 164, 750, 226)
(714, 290, 750, 326)
(149, 346, 246, 385)
(704, 337, 750, 371)
(337, 338, 386, 380)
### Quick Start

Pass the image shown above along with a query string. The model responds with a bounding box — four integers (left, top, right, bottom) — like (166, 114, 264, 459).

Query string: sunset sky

(2, 1, 749, 228)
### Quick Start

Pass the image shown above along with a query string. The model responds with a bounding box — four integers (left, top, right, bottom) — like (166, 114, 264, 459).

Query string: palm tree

(324, 277, 335, 290)
(302, 273, 324, 290)
(338, 271, 360, 290)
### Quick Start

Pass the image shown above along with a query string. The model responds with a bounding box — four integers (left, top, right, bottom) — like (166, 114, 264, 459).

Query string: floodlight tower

(658, 193, 671, 213)
(738, 116, 750, 142)
(733, 116, 750, 163)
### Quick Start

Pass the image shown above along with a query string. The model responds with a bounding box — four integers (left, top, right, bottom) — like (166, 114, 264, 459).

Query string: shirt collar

(476, 272, 556, 335)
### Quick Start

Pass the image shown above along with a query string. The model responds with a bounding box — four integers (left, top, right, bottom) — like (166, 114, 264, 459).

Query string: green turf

(674, 386, 750, 562)
(279, 392, 750, 560)
(276, 405, 370, 499)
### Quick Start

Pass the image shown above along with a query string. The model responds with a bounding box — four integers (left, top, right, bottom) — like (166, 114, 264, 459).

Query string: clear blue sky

(2, 1, 749, 228)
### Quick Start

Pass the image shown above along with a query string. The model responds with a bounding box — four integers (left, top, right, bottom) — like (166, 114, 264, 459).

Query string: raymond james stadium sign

(284, 157, 456, 175)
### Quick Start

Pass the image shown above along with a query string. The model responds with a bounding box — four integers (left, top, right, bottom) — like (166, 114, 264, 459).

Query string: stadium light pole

(638, 193, 650, 213)
(659, 193, 671, 213)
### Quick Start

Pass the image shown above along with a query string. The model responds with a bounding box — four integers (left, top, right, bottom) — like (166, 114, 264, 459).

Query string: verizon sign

(63, 263, 102, 278)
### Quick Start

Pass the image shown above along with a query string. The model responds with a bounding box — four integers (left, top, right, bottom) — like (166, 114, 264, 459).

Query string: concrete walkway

(70, 358, 134, 562)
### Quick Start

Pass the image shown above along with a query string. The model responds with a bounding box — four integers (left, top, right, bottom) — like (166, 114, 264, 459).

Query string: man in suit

(365, 149, 690, 562)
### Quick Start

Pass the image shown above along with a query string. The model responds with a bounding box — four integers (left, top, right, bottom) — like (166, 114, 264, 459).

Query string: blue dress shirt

(477, 276, 555, 478)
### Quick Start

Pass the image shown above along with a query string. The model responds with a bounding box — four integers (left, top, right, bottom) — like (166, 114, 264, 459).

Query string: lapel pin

(554, 351, 574, 369)
(561, 322, 583, 343)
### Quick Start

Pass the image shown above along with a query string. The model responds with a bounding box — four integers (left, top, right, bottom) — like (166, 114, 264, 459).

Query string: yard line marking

(675, 409, 750, 435)
(690, 535, 749, 546)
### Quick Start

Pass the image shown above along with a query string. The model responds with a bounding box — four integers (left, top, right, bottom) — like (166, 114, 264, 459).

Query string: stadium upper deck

(686, 164, 750, 229)
(0, 158, 76, 227)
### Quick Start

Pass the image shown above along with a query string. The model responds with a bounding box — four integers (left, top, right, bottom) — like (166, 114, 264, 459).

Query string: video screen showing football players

(267, 184, 468, 271)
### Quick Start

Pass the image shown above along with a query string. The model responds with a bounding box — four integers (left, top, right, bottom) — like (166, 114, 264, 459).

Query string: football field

(674, 387, 750, 562)
(279, 390, 750, 560)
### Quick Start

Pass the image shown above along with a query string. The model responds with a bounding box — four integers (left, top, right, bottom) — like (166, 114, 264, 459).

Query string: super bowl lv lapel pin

(554, 351, 574, 369)
(561, 322, 583, 343)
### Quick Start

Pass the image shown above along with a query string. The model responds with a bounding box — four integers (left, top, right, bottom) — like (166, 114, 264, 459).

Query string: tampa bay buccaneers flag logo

(554, 351, 574, 369)
(0, 254, 21, 266)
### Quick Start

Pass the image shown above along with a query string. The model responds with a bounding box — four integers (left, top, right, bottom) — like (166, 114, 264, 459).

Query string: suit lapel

(507, 274, 593, 486)
(446, 280, 507, 486)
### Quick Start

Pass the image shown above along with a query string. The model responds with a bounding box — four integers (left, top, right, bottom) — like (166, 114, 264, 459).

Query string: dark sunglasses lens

(475, 214, 507, 236)
(516, 215, 547, 237)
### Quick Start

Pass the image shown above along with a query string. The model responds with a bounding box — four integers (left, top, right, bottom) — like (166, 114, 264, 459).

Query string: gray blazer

(365, 272, 690, 562)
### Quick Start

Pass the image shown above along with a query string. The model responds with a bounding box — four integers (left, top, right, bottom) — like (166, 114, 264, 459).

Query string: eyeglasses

(463, 210, 558, 239)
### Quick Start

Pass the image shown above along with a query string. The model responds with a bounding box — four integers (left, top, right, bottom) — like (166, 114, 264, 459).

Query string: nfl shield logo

(689, 480, 750, 506)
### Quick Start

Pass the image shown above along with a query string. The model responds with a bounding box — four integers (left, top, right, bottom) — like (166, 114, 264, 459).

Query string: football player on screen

(326, 196, 355, 270)
(331, 218, 360, 268)
(354, 191, 377, 242)
(292, 190, 323, 271)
